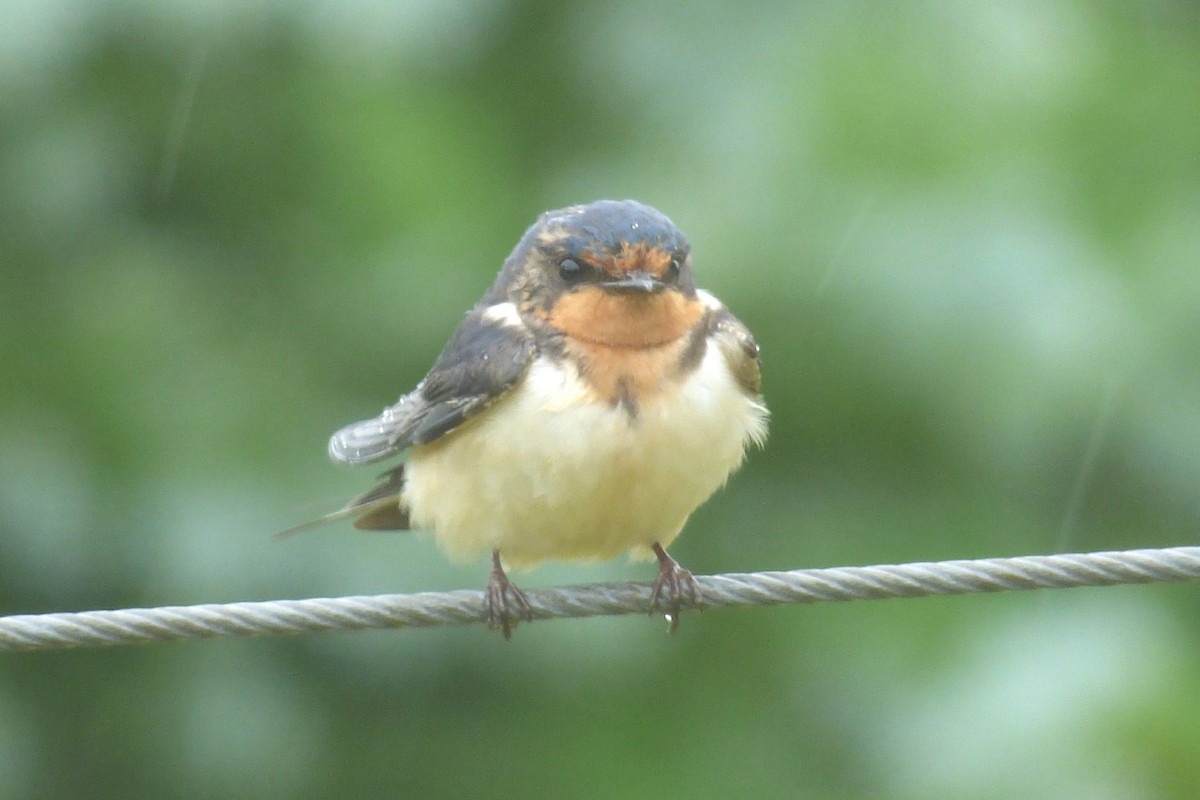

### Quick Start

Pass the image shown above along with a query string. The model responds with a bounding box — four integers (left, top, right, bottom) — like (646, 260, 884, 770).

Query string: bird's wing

(709, 306, 762, 396)
(327, 303, 537, 466)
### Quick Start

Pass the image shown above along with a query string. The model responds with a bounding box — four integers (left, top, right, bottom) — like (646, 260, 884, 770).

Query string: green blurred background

(2, 1, 1199, 797)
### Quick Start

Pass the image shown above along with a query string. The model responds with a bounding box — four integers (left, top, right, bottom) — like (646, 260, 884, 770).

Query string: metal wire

(2, 546, 1198, 651)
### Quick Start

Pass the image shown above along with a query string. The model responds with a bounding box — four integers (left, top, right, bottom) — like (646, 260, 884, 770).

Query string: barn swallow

(323, 199, 768, 637)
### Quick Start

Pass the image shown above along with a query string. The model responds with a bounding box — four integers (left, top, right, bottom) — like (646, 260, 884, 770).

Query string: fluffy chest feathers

(400, 343, 767, 569)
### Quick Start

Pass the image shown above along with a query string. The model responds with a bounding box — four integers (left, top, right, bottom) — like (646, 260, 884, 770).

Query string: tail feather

(276, 466, 410, 538)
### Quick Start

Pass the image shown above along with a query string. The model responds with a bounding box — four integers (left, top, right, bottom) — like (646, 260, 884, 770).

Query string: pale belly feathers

(401, 344, 768, 569)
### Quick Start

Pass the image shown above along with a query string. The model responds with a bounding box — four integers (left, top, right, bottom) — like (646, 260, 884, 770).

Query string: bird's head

(492, 200, 703, 348)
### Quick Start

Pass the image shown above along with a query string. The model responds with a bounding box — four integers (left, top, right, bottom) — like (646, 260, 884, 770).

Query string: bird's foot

(649, 543, 704, 634)
(485, 550, 533, 639)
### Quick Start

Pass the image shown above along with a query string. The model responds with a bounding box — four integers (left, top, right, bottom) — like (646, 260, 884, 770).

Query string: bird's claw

(485, 552, 533, 639)
(649, 544, 704, 633)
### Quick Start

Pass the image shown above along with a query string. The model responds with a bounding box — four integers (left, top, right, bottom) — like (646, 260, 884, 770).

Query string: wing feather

(328, 305, 536, 466)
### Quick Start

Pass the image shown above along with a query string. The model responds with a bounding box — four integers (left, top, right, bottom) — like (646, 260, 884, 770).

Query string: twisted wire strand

(3, 546, 1198, 651)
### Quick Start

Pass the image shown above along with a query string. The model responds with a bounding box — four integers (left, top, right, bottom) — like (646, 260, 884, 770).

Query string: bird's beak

(603, 272, 665, 294)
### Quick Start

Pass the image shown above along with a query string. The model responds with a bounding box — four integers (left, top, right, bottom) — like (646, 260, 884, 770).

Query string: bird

(322, 199, 768, 637)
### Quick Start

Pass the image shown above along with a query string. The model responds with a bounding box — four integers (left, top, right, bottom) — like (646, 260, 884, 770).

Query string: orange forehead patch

(579, 242, 674, 278)
(617, 241, 674, 278)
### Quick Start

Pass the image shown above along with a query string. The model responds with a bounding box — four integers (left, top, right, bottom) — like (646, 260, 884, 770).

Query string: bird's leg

(649, 543, 704, 633)
(484, 549, 533, 639)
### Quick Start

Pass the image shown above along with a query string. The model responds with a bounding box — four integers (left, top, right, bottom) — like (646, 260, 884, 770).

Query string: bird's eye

(665, 256, 683, 283)
(558, 258, 586, 283)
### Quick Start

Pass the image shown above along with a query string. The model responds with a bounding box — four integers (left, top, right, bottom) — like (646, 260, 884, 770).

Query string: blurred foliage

(2, 1, 1200, 798)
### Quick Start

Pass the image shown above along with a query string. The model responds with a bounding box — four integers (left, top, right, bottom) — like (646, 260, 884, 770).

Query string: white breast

(401, 344, 768, 569)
